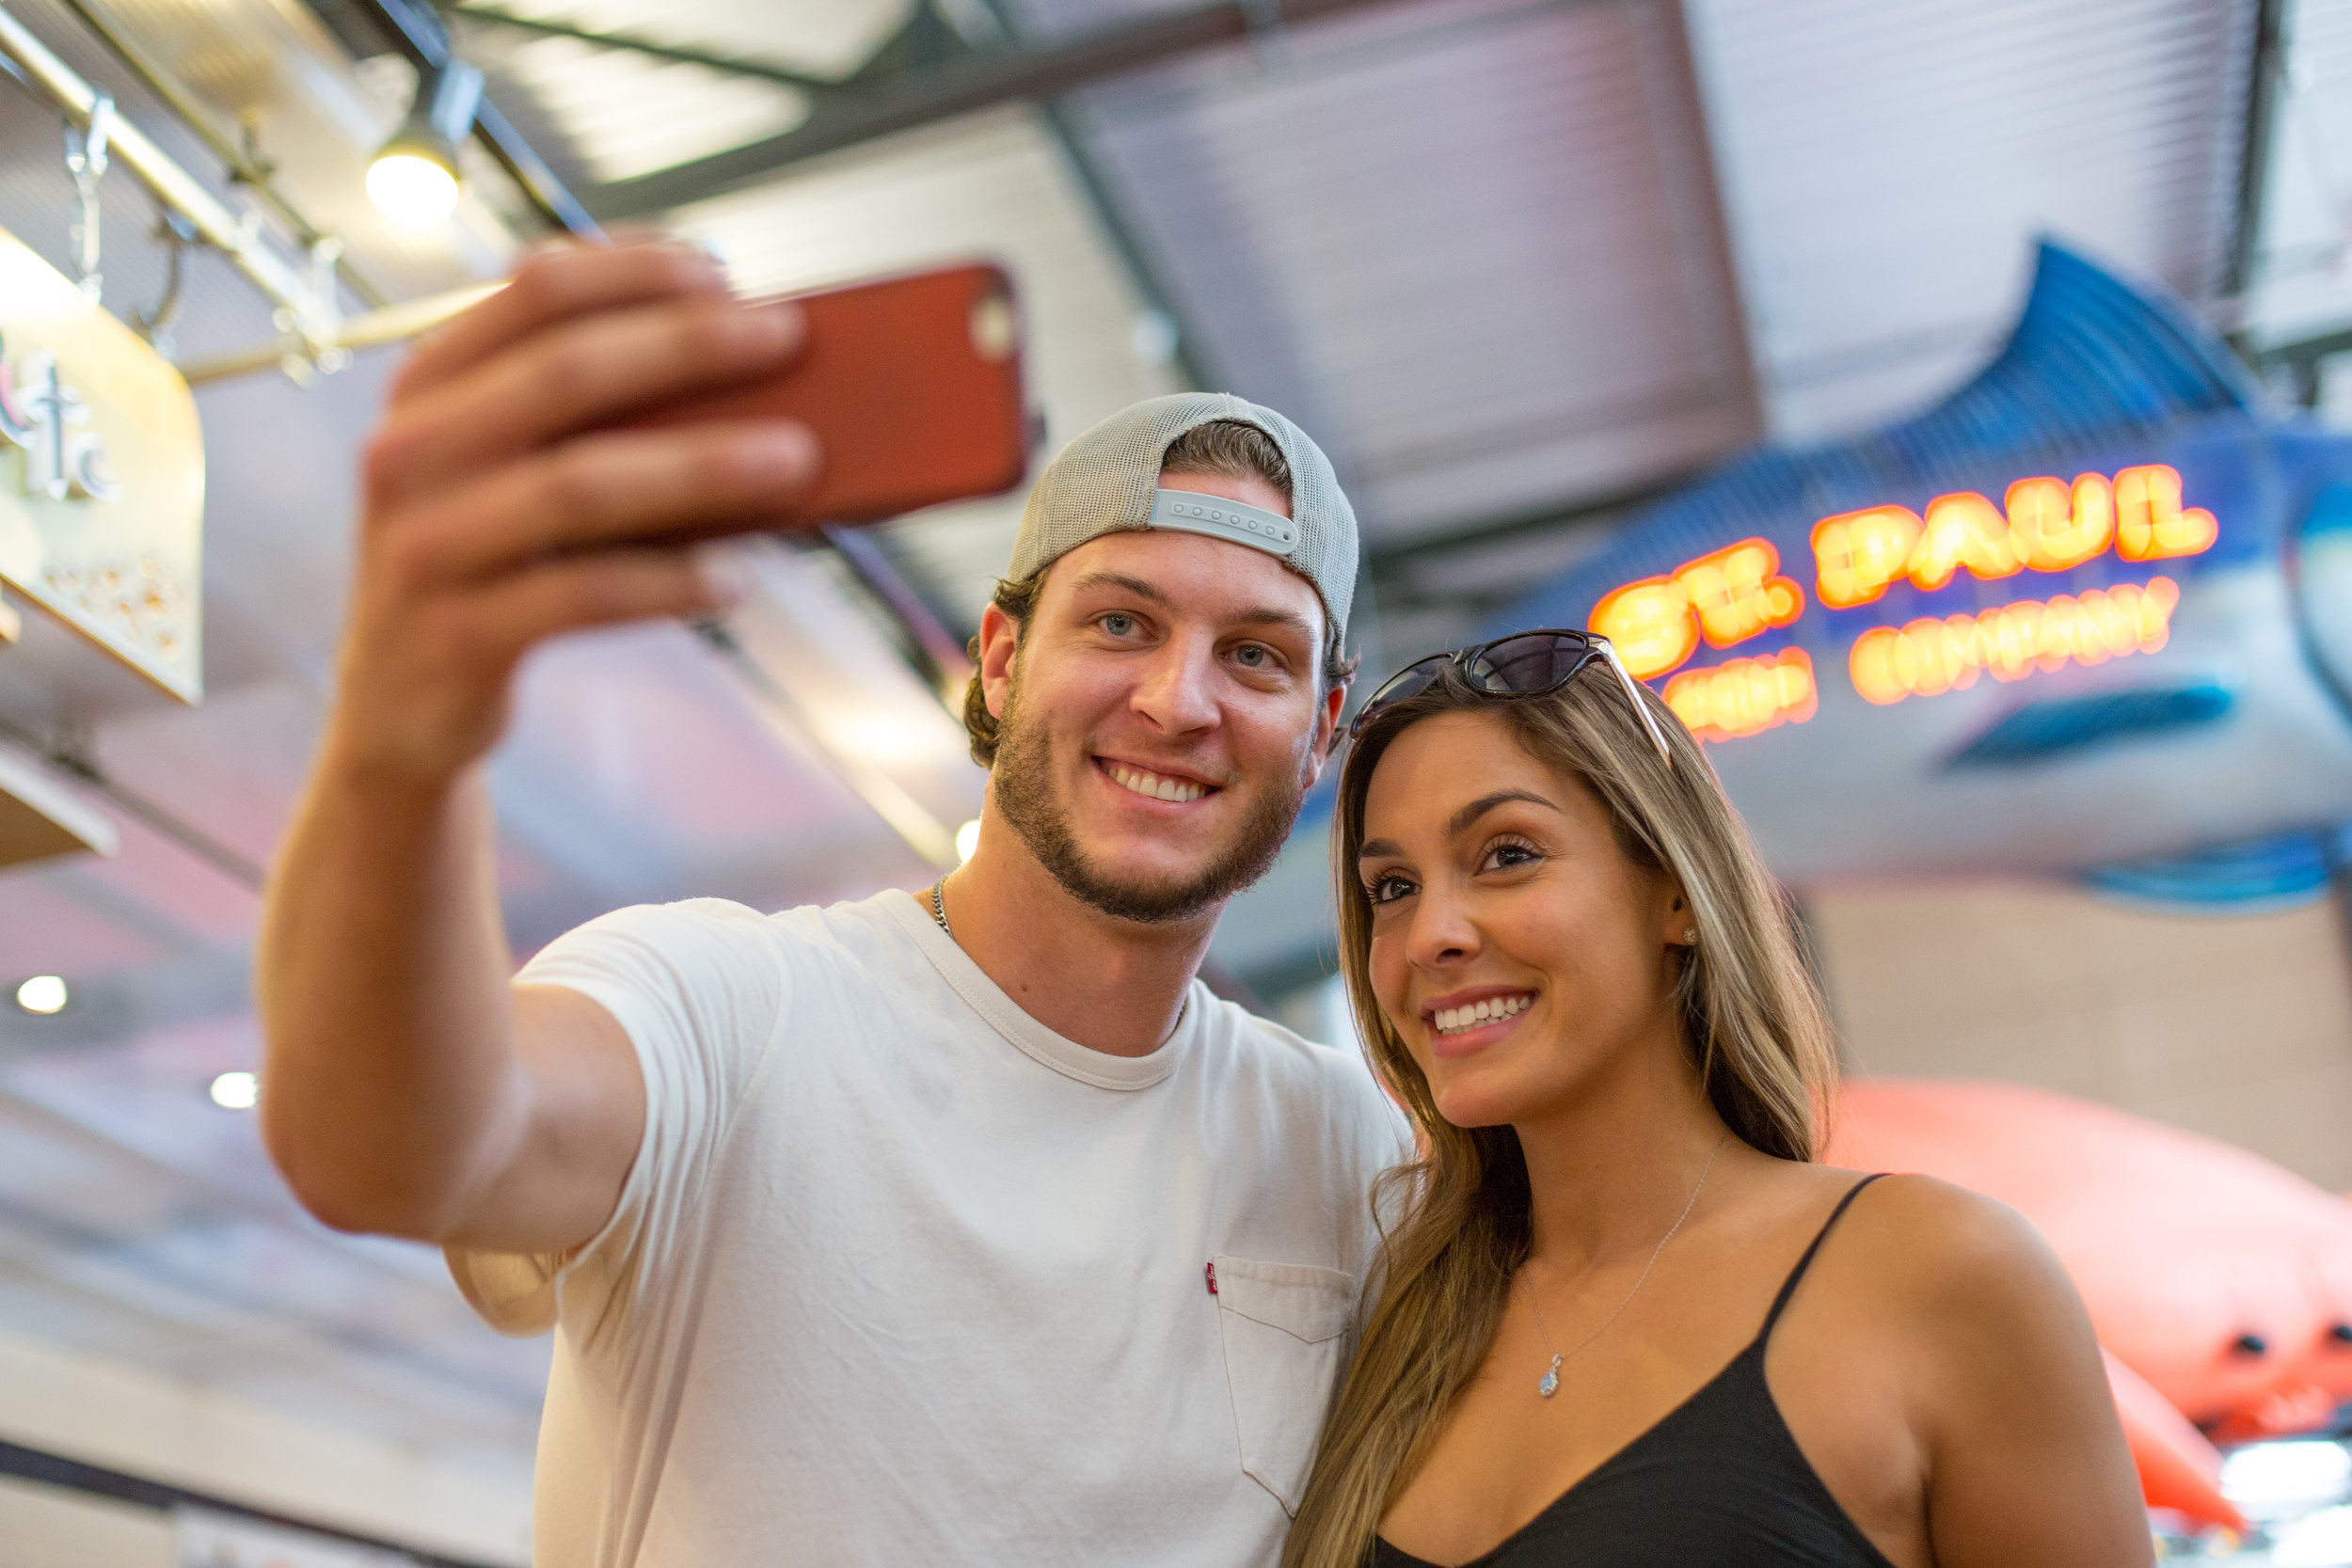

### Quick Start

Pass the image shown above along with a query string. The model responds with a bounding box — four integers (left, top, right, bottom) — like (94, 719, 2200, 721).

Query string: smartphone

(644, 262, 1031, 526)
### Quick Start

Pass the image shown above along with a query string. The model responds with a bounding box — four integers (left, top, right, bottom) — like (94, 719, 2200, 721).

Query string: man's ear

(977, 602, 1021, 721)
(1302, 682, 1347, 786)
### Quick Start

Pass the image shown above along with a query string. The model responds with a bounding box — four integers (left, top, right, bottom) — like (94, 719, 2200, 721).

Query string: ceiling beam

(2223, 0, 2290, 302)
(580, 0, 1422, 222)
(449, 3, 838, 91)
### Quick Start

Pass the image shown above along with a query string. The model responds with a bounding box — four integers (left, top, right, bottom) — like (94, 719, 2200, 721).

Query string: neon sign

(1584, 467, 2213, 741)
(1811, 465, 2214, 608)
(1590, 538, 1804, 680)
(1850, 578, 2179, 705)
(1663, 648, 1817, 740)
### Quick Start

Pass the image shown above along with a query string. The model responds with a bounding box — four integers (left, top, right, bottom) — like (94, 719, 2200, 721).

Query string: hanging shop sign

(1588, 465, 2217, 738)
(0, 222, 203, 701)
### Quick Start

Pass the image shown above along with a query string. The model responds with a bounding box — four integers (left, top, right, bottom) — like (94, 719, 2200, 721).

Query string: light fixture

(208, 1070, 259, 1110)
(368, 59, 483, 228)
(2271, 1503, 2352, 1567)
(14, 974, 66, 1014)
(956, 818, 981, 863)
(2222, 1439, 2352, 1518)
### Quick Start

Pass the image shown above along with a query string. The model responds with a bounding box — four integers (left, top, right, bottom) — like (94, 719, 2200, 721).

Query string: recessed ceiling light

(14, 975, 67, 1014)
(208, 1070, 259, 1110)
(956, 818, 981, 863)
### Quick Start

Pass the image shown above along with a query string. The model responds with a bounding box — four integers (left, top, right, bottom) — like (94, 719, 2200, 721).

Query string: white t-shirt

(449, 889, 1408, 1568)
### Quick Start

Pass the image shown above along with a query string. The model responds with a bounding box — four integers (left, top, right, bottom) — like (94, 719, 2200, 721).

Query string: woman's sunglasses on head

(1347, 629, 1676, 768)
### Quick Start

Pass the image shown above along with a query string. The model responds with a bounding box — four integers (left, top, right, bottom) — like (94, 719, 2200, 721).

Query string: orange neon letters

(1909, 491, 2025, 591)
(1679, 539, 1804, 649)
(1810, 467, 2213, 601)
(1812, 506, 1924, 608)
(1849, 578, 2180, 705)
(2004, 472, 2117, 572)
(1590, 577, 1700, 681)
(1663, 648, 1817, 741)
(1589, 537, 1804, 680)
(2114, 465, 2219, 562)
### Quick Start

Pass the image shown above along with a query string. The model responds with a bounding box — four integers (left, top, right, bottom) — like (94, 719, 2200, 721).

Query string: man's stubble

(988, 670, 1311, 926)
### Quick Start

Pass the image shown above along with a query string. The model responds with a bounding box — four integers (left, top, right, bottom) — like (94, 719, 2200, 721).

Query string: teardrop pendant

(1537, 1354, 1562, 1398)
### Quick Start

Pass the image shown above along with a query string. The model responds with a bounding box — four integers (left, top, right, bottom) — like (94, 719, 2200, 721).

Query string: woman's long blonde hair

(1282, 659, 1839, 1568)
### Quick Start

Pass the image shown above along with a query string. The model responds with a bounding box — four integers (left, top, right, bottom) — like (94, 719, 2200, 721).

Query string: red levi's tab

(1205, 1260, 1218, 1295)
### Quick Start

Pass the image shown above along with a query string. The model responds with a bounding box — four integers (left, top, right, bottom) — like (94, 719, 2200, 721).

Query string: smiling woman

(1285, 655, 2152, 1568)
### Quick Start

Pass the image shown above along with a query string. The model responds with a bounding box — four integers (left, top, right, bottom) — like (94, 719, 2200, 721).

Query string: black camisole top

(1372, 1175, 1899, 1568)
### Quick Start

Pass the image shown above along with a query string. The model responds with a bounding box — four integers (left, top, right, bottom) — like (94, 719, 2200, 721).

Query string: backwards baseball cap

(1009, 392, 1359, 645)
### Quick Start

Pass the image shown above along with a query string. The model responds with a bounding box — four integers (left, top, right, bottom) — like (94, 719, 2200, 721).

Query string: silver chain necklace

(929, 879, 953, 939)
(1526, 1132, 1726, 1399)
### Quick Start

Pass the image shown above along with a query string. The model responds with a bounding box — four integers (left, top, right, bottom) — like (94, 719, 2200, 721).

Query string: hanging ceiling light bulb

(368, 59, 484, 228)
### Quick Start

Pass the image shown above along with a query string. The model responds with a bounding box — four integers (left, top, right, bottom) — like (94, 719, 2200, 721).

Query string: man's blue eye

(1236, 645, 1267, 668)
(1103, 614, 1135, 636)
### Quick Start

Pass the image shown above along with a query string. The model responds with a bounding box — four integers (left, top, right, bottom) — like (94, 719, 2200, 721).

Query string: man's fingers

(386, 421, 820, 586)
(369, 296, 805, 506)
(394, 240, 732, 401)
(457, 548, 735, 664)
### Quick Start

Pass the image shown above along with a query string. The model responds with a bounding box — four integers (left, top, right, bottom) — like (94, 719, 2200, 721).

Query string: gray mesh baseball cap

(1009, 393, 1359, 643)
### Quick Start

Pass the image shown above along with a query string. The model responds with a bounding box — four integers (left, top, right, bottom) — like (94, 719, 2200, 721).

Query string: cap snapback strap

(1147, 487, 1297, 559)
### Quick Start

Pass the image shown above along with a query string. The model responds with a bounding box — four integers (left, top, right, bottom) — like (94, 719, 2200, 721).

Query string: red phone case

(648, 262, 1030, 526)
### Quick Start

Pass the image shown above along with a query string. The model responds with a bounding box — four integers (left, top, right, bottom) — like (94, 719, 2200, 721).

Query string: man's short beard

(989, 677, 1309, 925)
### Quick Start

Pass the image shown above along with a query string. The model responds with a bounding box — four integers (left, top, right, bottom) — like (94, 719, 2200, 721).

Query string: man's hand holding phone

(331, 239, 821, 791)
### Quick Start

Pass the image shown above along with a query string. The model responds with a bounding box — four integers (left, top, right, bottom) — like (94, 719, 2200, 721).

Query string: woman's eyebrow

(1446, 790, 1560, 837)
(1357, 789, 1558, 861)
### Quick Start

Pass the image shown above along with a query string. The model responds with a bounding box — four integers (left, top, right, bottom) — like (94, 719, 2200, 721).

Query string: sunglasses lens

(1464, 632, 1595, 695)
(1351, 657, 1447, 733)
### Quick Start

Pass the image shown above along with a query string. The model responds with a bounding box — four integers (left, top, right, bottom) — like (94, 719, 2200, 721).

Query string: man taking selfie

(256, 241, 1404, 1565)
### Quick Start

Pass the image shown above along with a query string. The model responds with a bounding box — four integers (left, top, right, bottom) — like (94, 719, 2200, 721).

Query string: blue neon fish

(1489, 244, 2352, 906)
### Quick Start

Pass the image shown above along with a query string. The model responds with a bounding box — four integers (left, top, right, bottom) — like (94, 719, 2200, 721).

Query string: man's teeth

(1108, 764, 1208, 803)
(1432, 994, 1534, 1035)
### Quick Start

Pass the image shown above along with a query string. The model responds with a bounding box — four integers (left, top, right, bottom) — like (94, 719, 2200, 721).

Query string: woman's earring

(1682, 927, 1698, 944)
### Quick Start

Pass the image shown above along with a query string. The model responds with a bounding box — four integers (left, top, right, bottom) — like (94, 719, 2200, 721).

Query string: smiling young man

(256, 244, 1405, 1567)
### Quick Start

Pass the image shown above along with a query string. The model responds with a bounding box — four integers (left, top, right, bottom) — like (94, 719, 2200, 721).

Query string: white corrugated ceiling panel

(1687, 0, 2256, 440)
(1039, 0, 1760, 544)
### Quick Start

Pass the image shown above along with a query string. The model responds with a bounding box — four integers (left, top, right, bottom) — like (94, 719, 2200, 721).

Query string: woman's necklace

(1525, 1132, 1727, 1399)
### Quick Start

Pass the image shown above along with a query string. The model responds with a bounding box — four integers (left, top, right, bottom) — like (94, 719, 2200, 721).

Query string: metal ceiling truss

(485, 0, 1425, 223)
(447, 2, 839, 92)
(2223, 0, 2290, 306)
(2259, 322, 2352, 408)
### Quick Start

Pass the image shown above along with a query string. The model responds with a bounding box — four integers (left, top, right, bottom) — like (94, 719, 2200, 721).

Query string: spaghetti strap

(1759, 1174, 1885, 1338)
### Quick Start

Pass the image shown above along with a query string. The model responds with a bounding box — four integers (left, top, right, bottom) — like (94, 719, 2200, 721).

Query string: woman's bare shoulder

(1813, 1169, 2088, 1344)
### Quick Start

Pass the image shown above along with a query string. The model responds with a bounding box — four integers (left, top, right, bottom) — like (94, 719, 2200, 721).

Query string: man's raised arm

(256, 242, 818, 1252)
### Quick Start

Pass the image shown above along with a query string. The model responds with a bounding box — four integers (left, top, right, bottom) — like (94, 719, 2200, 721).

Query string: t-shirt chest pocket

(1209, 1254, 1357, 1516)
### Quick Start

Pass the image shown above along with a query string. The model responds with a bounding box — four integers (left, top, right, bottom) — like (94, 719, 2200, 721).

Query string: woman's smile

(1422, 986, 1540, 1056)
